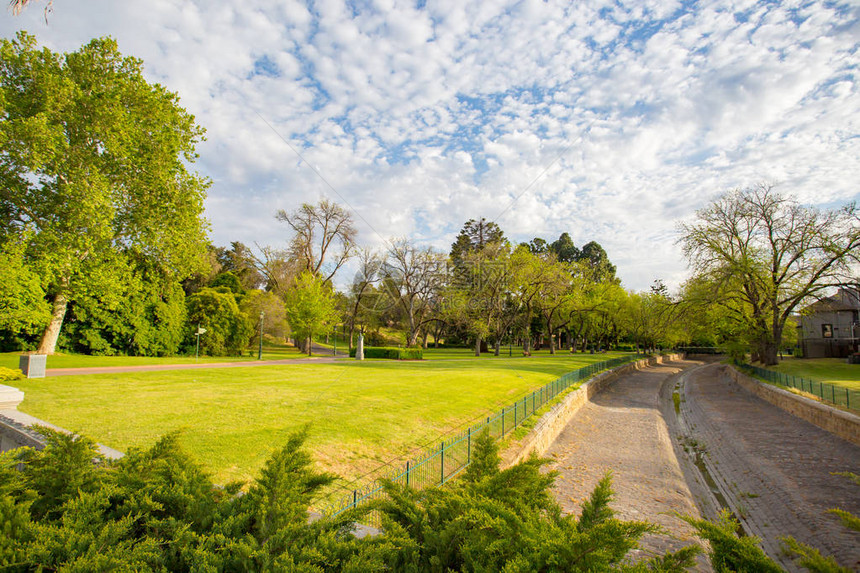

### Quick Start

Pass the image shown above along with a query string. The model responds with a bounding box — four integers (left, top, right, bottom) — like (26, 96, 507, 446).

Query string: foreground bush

(0, 427, 841, 572)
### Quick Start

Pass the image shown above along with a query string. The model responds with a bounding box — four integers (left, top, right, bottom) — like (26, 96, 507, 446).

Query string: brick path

(546, 358, 860, 571)
(679, 363, 860, 571)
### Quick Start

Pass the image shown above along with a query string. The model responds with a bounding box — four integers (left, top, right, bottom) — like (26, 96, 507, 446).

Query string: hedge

(0, 367, 24, 382)
(348, 346, 423, 359)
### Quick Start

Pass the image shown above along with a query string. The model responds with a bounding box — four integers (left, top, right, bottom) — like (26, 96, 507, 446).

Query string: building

(797, 288, 860, 359)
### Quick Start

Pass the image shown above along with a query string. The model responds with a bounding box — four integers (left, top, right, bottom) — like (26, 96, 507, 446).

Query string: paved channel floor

(545, 359, 709, 565)
(680, 362, 860, 571)
(545, 358, 860, 572)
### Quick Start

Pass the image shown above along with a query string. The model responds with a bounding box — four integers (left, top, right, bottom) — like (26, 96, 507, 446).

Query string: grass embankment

(11, 352, 630, 490)
(768, 357, 860, 391)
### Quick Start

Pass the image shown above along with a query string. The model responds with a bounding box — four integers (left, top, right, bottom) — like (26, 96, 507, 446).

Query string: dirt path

(678, 362, 860, 571)
(545, 358, 710, 564)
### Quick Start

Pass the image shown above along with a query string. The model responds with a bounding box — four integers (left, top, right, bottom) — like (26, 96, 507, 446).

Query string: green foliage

(0, 234, 49, 342)
(461, 428, 499, 484)
(682, 510, 784, 572)
(185, 287, 253, 356)
(0, 32, 209, 353)
(780, 537, 850, 573)
(371, 456, 663, 572)
(284, 270, 341, 354)
(348, 346, 424, 359)
(61, 258, 188, 356)
(210, 270, 246, 294)
(0, 366, 24, 381)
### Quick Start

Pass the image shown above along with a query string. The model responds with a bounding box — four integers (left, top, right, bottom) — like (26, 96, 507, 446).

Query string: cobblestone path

(545, 358, 710, 565)
(679, 362, 860, 571)
(546, 358, 860, 572)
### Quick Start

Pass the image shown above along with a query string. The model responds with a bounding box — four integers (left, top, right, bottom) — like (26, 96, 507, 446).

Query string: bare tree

(346, 247, 385, 350)
(384, 238, 447, 347)
(248, 244, 300, 297)
(680, 183, 859, 365)
(8, 0, 52, 22)
(276, 199, 357, 283)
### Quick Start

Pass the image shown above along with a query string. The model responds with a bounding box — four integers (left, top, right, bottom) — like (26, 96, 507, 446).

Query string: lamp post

(258, 311, 264, 360)
(508, 329, 512, 357)
(333, 324, 338, 356)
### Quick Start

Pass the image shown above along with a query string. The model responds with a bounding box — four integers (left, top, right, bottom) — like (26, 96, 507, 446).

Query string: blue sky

(3, 0, 858, 290)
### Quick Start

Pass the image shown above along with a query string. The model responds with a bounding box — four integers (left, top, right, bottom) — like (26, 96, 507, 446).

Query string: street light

(258, 311, 264, 360)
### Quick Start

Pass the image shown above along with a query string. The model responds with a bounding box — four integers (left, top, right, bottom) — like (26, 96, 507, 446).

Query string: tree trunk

(494, 339, 500, 356)
(37, 291, 69, 355)
(474, 336, 481, 357)
(306, 336, 312, 356)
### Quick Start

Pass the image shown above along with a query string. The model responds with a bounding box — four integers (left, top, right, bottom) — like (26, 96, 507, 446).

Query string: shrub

(0, 367, 24, 382)
(348, 346, 423, 359)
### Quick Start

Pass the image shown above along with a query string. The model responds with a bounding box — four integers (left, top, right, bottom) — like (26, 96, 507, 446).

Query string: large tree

(449, 217, 506, 266)
(680, 183, 859, 365)
(384, 238, 447, 347)
(283, 270, 340, 355)
(275, 199, 356, 283)
(0, 33, 209, 354)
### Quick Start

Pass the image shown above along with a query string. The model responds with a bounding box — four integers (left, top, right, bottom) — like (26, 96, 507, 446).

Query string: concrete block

(19, 354, 46, 378)
(0, 385, 24, 410)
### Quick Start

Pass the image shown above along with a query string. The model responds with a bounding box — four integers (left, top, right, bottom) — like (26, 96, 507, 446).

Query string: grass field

(769, 357, 860, 391)
(0, 346, 314, 370)
(11, 351, 631, 495)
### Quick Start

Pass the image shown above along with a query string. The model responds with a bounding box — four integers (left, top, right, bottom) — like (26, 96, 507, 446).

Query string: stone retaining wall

(724, 364, 860, 446)
(503, 354, 683, 467)
(0, 414, 46, 452)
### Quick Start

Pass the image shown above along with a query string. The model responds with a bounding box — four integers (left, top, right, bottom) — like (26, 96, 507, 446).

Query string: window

(822, 324, 833, 338)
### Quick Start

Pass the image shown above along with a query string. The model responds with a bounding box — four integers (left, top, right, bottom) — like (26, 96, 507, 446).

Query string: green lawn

(11, 352, 631, 492)
(769, 357, 860, 391)
(0, 345, 313, 370)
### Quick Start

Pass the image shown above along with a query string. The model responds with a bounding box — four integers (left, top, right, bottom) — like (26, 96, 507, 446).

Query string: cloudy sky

(3, 0, 858, 290)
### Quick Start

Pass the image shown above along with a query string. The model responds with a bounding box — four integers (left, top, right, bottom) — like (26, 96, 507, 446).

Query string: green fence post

(502, 407, 505, 435)
(440, 442, 445, 484)
(406, 461, 410, 487)
(467, 427, 471, 464)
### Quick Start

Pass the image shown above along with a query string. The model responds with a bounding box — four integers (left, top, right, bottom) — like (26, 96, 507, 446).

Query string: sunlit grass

(770, 357, 860, 391)
(12, 352, 631, 489)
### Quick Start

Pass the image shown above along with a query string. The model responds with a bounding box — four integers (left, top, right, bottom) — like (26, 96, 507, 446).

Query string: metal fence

(319, 354, 646, 520)
(740, 363, 858, 412)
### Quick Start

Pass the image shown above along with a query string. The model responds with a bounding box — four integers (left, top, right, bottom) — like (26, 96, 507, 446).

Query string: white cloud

(2, 0, 858, 292)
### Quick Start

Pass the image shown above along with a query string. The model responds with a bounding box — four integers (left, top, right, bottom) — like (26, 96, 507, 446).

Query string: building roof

(804, 288, 860, 313)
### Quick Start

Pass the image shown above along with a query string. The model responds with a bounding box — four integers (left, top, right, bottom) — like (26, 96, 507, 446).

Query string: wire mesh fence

(740, 363, 858, 412)
(318, 354, 647, 521)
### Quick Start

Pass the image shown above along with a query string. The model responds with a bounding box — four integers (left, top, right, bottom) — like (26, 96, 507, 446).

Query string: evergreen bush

(0, 367, 24, 382)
